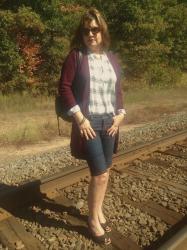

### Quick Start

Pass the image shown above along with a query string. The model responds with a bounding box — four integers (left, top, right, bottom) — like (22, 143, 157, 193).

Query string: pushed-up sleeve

(116, 78, 125, 111)
(112, 54, 126, 113)
(58, 49, 79, 110)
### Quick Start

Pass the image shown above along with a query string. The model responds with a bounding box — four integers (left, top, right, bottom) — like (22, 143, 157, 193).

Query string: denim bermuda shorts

(84, 114, 115, 176)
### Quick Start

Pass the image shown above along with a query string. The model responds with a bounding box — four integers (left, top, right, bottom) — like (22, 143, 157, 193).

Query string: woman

(59, 8, 126, 245)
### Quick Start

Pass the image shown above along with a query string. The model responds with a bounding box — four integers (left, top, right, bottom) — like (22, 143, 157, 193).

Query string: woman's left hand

(107, 114, 125, 137)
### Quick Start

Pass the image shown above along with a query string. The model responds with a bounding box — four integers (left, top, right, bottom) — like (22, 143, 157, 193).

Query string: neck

(88, 47, 103, 54)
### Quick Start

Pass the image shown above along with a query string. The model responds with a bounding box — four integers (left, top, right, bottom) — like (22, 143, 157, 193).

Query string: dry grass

(124, 87, 187, 124)
(0, 111, 71, 146)
(0, 86, 186, 146)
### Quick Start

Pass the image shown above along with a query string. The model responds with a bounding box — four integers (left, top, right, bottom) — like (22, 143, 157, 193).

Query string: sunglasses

(82, 27, 101, 36)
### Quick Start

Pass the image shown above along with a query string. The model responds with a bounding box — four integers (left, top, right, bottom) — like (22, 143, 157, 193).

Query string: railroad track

(0, 130, 186, 250)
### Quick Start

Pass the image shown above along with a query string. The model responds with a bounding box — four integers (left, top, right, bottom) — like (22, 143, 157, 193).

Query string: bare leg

(97, 170, 109, 224)
(88, 171, 109, 236)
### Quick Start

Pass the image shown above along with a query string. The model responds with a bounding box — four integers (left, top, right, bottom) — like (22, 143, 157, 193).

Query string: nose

(88, 30, 94, 36)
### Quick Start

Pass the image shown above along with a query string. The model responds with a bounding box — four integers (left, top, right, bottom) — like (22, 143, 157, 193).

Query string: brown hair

(70, 8, 110, 50)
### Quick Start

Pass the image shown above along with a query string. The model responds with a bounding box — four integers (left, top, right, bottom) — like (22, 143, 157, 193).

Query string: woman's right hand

(73, 111, 96, 140)
(79, 118, 96, 140)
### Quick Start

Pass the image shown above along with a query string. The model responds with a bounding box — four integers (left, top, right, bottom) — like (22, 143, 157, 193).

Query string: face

(82, 19, 102, 53)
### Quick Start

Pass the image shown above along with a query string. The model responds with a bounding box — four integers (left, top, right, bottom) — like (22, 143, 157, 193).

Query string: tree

(0, 0, 186, 92)
(0, 6, 45, 93)
(163, 2, 187, 70)
(97, 0, 186, 86)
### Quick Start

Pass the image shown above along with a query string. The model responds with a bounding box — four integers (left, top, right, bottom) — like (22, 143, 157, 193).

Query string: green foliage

(0, 6, 45, 93)
(37, 4, 82, 83)
(16, 6, 45, 33)
(100, 2, 167, 67)
(0, 10, 21, 84)
(96, 0, 186, 85)
(163, 3, 187, 69)
(0, 0, 186, 93)
(145, 64, 182, 87)
(0, 31, 23, 82)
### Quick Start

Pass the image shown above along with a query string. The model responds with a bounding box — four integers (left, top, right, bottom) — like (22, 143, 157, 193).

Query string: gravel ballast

(0, 111, 186, 249)
(131, 154, 187, 185)
(16, 205, 100, 250)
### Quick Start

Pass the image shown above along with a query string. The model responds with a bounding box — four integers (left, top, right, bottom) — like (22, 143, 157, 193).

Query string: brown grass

(124, 86, 187, 124)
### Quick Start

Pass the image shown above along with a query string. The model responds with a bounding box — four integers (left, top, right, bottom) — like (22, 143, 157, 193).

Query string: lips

(88, 38, 95, 43)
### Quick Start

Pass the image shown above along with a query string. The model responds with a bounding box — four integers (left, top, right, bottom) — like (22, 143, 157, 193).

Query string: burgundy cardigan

(59, 48, 124, 160)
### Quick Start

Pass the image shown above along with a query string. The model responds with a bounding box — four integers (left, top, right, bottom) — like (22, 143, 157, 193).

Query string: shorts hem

(90, 168, 108, 177)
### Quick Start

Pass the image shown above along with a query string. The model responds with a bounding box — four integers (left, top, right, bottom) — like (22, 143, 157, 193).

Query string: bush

(0, 0, 186, 92)
(145, 64, 182, 87)
(0, 75, 28, 94)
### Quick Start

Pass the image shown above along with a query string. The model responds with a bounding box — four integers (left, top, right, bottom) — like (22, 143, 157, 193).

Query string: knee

(94, 171, 109, 185)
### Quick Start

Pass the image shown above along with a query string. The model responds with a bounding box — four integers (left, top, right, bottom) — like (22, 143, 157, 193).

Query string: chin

(88, 41, 97, 46)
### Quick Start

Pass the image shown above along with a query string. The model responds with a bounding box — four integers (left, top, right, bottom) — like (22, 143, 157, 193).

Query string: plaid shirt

(68, 51, 126, 116)
(88, 52, 116, 114)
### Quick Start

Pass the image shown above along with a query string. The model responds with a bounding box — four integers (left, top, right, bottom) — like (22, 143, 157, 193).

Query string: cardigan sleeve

(112, 53, 126, 112)
(116, 77, 125, 111)
(58, 49, 79, 110)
